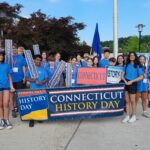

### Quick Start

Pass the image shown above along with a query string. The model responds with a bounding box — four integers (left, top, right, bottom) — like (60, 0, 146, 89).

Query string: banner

(77, 68, 106, 85)
(33, 44, 40, 55)
(5, 39, 13, 67)
(107, 66, 123, 84)
(16, 90, 48, 120)
(24, 50, 38, 78)
(16, 84, 125, 121)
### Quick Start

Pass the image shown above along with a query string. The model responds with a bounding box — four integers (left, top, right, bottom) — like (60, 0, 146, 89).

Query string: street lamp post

(113, 0, 118, 58)
(136, 24, 145, 52)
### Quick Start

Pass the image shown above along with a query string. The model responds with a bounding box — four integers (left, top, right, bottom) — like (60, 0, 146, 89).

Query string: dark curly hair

(126, 51, 139, 68)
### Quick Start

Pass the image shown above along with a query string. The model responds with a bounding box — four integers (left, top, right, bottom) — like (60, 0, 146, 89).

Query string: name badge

(72, 79, 75, 84)
(13, 67, 18, 73)
(143, 79, 148, 83)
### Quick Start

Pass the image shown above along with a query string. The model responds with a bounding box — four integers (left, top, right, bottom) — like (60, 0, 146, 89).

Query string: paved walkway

(0, 103, 150, 150)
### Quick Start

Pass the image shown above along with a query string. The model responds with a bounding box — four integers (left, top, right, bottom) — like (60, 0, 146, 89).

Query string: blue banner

(16, 90, 49, 120)
(16, 84, 125, 121)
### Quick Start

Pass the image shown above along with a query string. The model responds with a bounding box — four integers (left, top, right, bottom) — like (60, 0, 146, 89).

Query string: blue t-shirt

(25, 67, 48, 89)
(72, 65, 79, 86)
(11, 54, 27, 83)
(137, 66, 148, 92)
(99, 59, 109, 68)
(0, 63, 11, 88)
(123, 63, 143, 80)
(81, 60, 88, 67)
(41, 60, 49, 69)
(46, 65, 57, 82)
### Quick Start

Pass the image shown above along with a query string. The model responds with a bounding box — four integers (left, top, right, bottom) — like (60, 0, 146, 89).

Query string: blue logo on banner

(17, 93, 48, 116)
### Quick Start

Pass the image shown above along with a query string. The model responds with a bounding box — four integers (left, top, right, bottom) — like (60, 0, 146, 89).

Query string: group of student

(99, 50, 150, 123)
(0, 46, 150, 129)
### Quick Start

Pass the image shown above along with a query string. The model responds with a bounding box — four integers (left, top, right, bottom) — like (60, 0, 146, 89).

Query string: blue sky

(3, 0, 150, 45)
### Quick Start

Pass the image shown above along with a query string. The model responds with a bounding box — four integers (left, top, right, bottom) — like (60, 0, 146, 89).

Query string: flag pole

(113, 0, 118, 58)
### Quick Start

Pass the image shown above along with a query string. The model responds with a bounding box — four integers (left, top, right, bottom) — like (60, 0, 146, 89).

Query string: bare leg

(0, 92, 4, 119)
(125, 91, 130, 116)
(136, 93, 140, 108)
(3, 90, 10, 120)
(129, 94, 136, 115)
(141, 92, 148, 112)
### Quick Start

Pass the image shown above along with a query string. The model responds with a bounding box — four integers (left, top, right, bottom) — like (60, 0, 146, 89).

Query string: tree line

(101, 35, 150, 53)
(0, 2, 150, 55)
(0, 2, 90, 55)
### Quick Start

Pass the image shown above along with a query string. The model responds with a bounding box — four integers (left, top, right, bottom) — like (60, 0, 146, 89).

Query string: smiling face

(55, 53, 61, 61)
(48, 60, 55, 67)
(117, 56, 124, 65)
(103, 52, 110, 59)
(83, 53, 89, 61)
(18, 47, 24, 55)
(71, 58, 77, 66)
(13, 46, 18, 55)
(93, 57, 98, 65)
(34, 57, 42, 67)
(129, 53, 136, 61)
(87, 58, 93, 67)
(42, 52, 47, 60)
(139, 56, 146, 65)
(77, 55, 81, 62)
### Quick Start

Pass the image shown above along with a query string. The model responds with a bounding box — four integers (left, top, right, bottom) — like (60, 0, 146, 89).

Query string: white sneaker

(122, 116, 130, 123)
(142, 111, 150, 118)
(128, 115, 136, 123)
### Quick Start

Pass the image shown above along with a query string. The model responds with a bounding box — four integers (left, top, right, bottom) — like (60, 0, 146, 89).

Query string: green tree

(123, 36, 147, 52)
(0, 2, 87, 55)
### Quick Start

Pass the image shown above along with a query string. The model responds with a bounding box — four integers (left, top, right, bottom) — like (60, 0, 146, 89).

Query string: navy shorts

(125, 79, 137, 94)
(0, 88, 10, 92)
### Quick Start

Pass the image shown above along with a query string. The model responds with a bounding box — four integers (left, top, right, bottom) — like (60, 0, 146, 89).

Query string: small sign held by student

(77, 68, 106, 85)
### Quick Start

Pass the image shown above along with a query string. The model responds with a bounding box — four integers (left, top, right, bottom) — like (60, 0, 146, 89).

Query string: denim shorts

(0, 88, 10, 92)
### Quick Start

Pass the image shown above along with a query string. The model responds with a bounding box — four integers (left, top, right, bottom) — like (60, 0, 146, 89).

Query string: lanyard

(72, 66, 76, 78)
(42, 60, 47, 68)
(13, 55, 18, 67)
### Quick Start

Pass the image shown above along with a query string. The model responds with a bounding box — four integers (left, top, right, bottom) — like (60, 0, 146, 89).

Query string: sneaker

(4, 120, 13, 129)
(142, 111, 150, 118)
(12, 109, 17, 118)
(29, 120, 34, 127)
(0, 119, 5, 130)
(128, 115, 136, 123)
(122, 115, 130, 123)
